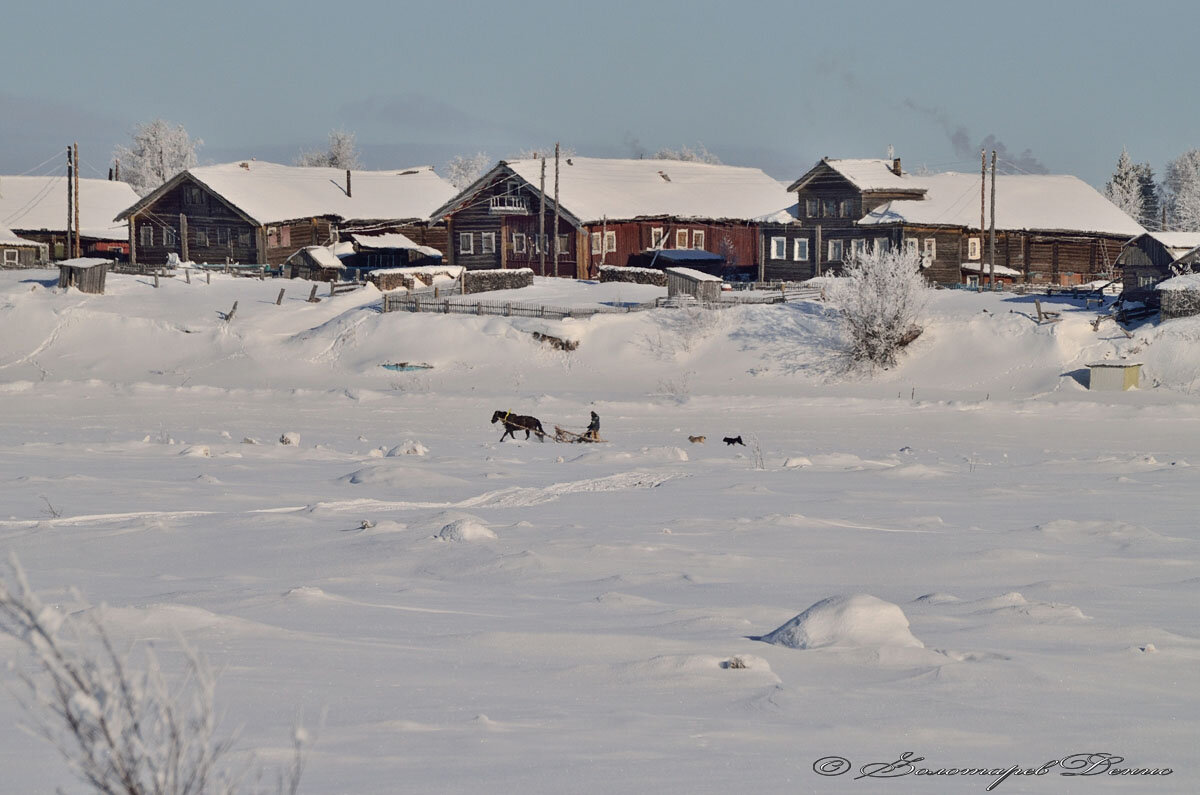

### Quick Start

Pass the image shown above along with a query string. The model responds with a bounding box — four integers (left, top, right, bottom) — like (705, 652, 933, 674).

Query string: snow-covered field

(1, 269, 1198, 793)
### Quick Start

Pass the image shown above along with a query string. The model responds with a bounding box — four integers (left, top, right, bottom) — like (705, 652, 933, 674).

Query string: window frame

(675, 229, 689, 249)
(195, 228, 209, 247)
(2, 249, 18, 266)
(512, 232, 527, 254)
(770, 236, 787, 260)
(163, 226, 178, 247)
(458, 232, 474, 254)
(828, 239, 844, 261)
(852, 238, 867, 257)
(967, 237, 981, 260)
(904, 238, 918, 255)
(805, 198, 819, 218)
(604, 230, 616, 254)
(591, 232, 602, 255)
(557, 233, 570, 256)
(140, 225, 154, 247)
(923, 238, 937, 260)
(821, 199, 837, 218)
(481, 232, 495, 254)
(692, 230, 705, 249)
(874, 237, 888, 254)
(793, 238, 809, 261)
(650, 227, 665, 249)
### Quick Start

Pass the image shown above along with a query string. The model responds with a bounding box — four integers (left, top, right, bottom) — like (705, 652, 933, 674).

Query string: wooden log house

(769, 158, 1144, 286)
(114, 162, 456, 269)
(430, 157, 789, 279)
(0, 176, 136, 261)
(1114, 232, 1200, 302)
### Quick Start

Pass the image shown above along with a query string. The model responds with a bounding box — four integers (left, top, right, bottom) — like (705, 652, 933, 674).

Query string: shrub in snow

(279, 432, 301, 446)
(827, 246, 930, 369)
(387, 440, 429, 457)
(760, 594, 924, 650)
(0, 557, 304, 794)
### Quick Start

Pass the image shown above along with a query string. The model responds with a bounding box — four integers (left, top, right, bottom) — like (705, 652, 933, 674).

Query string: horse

(491, 410, 547, 442)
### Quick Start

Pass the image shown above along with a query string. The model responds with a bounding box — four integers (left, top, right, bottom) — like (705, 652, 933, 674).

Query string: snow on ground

(1, 269, 1198, 792)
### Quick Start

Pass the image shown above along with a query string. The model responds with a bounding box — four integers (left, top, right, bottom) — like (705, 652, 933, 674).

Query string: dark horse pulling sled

(491, 410, 605, 443)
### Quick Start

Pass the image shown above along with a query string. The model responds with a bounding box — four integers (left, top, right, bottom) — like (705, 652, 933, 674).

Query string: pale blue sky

(1, 0, 1193, 187)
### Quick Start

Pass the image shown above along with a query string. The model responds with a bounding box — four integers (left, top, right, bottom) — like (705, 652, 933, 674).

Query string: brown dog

(688, 435, 706, 444)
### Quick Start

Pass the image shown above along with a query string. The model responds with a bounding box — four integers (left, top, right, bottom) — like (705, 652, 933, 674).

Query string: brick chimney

(892, 158, 902, 176)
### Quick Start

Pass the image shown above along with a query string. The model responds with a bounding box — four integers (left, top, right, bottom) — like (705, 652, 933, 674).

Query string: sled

(554, 425, 606, 443)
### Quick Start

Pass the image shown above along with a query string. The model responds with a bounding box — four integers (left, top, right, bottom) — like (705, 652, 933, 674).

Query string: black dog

(723, 435, 745, 446)
(491, 410, 546, 442)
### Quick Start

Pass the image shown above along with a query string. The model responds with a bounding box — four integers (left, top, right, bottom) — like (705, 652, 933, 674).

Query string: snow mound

(808, 453, 895, 470)
(760, 594, 924, 650)
(387, 440, 429, 457)
(279, 431, 301, 446)
(782, 457, 811, 468)
(912, 592, 961, 605)
(437, 517, 497, 542)
(179, 445, 211, 457)
(1032, 519, 1171, 546)
(969, 592, 1089, 621)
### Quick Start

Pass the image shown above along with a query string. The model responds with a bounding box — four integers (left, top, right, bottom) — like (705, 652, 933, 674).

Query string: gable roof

(116, 161, 458, 226)
(0, 176, 137, 240)
(433, 157, 790, 225)
(349, 232, 442, 258)
(858, 173, 1146, 237)
(787, 158, 926, 195)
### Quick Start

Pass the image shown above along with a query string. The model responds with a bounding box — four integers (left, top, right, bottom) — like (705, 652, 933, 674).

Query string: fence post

(307, 284, 319, 303)
(206, 271, 211, 285)
(154, 270, 160, 288)
(276, 288, 285, 305)
(185, 269, 191, 284)
(443, 300, 449, 314)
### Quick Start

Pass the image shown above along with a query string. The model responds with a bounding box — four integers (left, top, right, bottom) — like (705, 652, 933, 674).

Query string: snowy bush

(827, 246, 930, 369)
(0, 557, 304, 794)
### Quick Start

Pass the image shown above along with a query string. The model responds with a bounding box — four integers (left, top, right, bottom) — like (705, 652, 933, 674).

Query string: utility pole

(74, 142, 81, 258)
(553, 143, 561, 278)
(989, 150, 997, 290)
(539, 157, 546, 275)
(66, 146, 73, 260)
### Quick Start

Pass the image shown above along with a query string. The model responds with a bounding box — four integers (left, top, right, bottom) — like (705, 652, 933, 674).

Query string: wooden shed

(1088, 362, 1142, 391)
(665, 266, 723, 302)
(284, 246, 345, 281)
(1, 224, 47, 268)
(57, 257, 111, 293)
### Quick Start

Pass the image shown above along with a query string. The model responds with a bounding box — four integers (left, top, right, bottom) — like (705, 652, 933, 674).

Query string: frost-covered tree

(827, 245, 931, 369)
(511, 144, 577, 161)
(113, 119, 201, 197)
(653, 144, 721, 164)
(444, 152, 491, 189)
(1163, 149, 1200, 231)
(1104, 147, 1143, 222)
(0, 556, 304, 795)
(295, 129, 361, 169)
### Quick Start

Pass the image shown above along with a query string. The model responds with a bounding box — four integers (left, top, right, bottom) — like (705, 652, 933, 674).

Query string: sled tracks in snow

(457, 471, 685, 509)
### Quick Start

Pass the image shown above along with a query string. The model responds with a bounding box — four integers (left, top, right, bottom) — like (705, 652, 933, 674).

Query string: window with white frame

(839, 199, 854, 218)
(3, 249, 17, 266)
(481, 232, 495, 254)
(651, 227, 665, 248)
(852, 238, 867, 257)
(793, 238, 809, 261)
(512, 232, 526, 253)
(676, 229, 688, 248)
(805, 198, 818, 217)
(591, 232, 602, 254)
(923, 238, 937, 259)
(163, 226, 178, 247)
(459, 232, 473, 254)
(557, 234, 569, 256)
(770, 236, 787, 260)
(874, 237, 888, 254)
(828, 239, 844, 261)
(904, 238, 918, 255)
(968, 237, 981, 260)
(604, 230, 616, 253)
(140, 225, 154, 247)
(692, 230, 705, 249)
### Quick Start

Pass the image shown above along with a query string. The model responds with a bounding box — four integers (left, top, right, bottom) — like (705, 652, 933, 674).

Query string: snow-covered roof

(349, 232, 442, 258)
(788, 158, 926, 194)
(293, 246, 343, 270)
(961, 261, 1022, 276)
(369, 265, 464, 277)
(1157, 273, 1200, 291)
(0, 224, 39, 246)
(665, 266, 723, 282)
(858, 173, 1146, 237)
(1144, 232, 1200, 252)
(57, 257, 113, 268)
(0, 176, 136, 240)
(444, 157, 789, 225)
(119, 162, 458, 226)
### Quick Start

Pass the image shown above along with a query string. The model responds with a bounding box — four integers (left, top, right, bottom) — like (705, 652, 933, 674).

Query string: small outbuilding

(57, 257, 112, 293)
(1, 224, 47, 268)
(665, 266, 723, 302)
(628, 248, 727, 275)
(1088, 361, 1142, 391)
(284, 245, 345, 281)
(1157, 273, 1200, 319)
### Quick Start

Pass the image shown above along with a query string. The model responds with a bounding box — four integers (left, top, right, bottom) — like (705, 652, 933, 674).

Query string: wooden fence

(382, 294, 649, 319)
